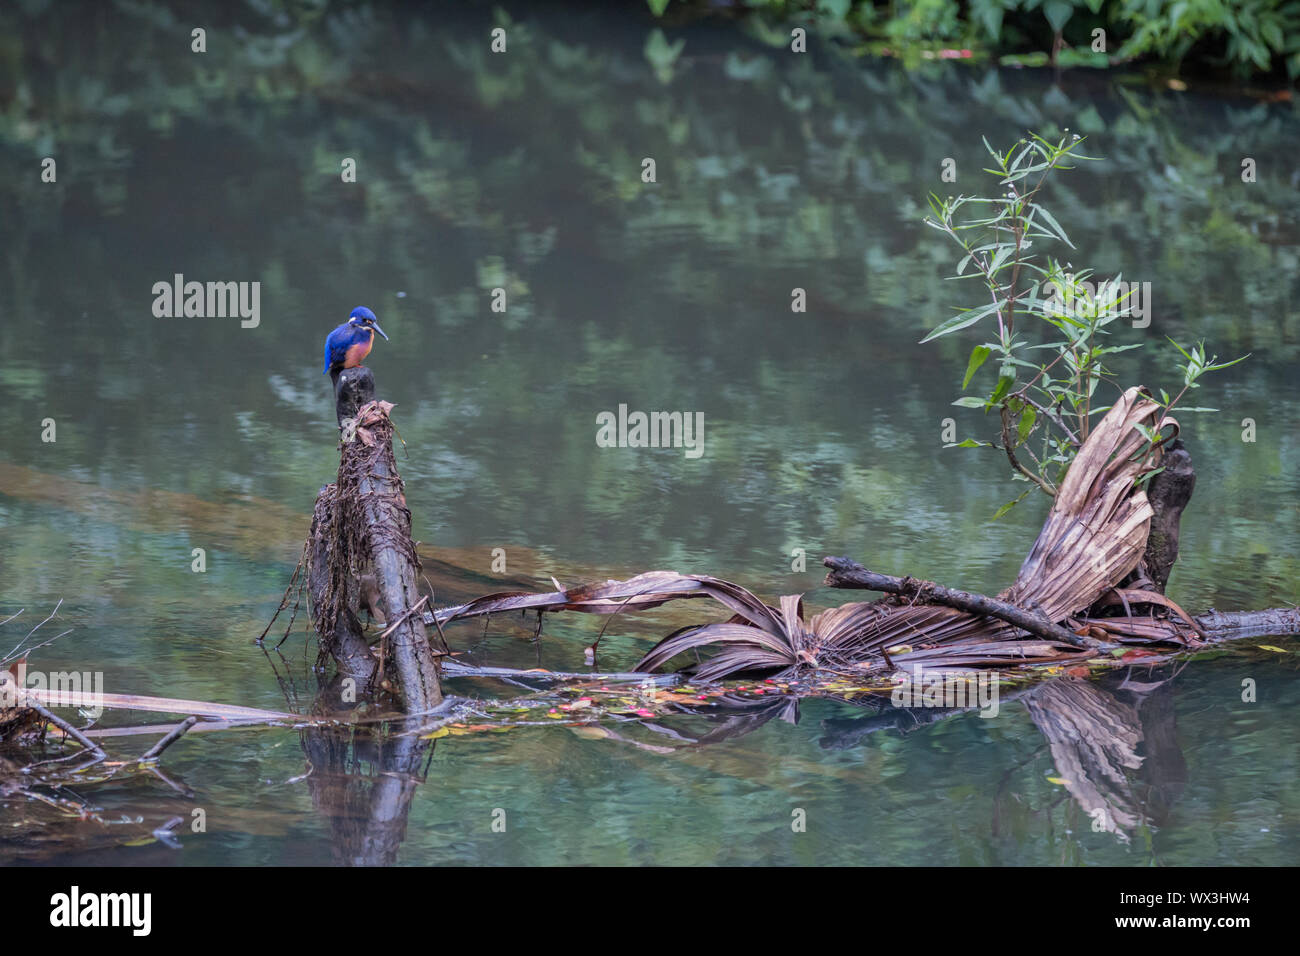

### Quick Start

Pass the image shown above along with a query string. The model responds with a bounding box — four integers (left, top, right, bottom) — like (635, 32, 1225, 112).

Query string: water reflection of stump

(300, 715, 432, 866)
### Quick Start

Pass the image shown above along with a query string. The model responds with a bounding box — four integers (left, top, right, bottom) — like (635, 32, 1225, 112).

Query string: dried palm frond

(432, 571, 712, 624)
(1004, 386, 1170, 622)
(878, 639, 1091, 669)
(434, 571, 814, 680)
(594, 585, 809, 681)
(428, 389, 1177, 682)
(631, 388, 1172, 678)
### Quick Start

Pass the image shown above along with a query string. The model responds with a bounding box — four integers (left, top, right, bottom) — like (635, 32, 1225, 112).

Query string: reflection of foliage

(0, 0, 1297, 613)
(661, 0, 1300, 77)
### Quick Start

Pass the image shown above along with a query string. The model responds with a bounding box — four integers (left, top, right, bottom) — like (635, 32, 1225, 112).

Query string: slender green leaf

(920, 299, 1004, 343)
(963, 345, 992, 388)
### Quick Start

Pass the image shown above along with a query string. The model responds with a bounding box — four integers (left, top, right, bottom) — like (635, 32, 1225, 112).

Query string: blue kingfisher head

(348, 306, 388, 341)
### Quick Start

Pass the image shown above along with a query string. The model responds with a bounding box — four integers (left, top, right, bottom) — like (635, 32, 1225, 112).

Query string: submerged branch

(137, 716, 199, 762)
(27, 701, 105, 758)
(442, 659, 681, 684)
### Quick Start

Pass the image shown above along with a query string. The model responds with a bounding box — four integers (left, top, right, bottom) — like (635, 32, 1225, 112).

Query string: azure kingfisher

(324, 306, 389, 379)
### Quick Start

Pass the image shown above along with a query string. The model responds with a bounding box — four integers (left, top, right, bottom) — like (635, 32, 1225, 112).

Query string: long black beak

(371, 322, 389, 341)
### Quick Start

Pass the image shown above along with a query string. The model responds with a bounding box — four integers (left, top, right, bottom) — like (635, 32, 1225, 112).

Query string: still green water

(1, 1, 1297, 865)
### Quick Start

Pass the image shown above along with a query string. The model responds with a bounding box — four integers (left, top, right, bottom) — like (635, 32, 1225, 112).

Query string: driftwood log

(381, 387, 1297, 683)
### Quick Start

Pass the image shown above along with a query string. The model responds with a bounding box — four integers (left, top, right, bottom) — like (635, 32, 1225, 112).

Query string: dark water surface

(1, 1, 1297, 865)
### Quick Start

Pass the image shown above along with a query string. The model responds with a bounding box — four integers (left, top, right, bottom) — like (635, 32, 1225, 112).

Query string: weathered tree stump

(333, 366, 374, 427)
(1141, 439, 1195, 594)
(306, 497, 376, 687)
(306, 367, 442, 713)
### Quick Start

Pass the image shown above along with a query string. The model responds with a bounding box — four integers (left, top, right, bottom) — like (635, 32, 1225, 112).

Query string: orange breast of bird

(343, 331, 374, 369)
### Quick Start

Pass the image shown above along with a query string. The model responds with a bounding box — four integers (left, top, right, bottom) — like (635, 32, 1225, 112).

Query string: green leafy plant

(1116, 0, 1300, 77)
(923, 133, 1247, 514)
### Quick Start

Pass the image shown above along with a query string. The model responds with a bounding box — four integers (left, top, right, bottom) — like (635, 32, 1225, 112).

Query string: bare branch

(138, 716, 200, 762)
(823, 556, 1093, 649)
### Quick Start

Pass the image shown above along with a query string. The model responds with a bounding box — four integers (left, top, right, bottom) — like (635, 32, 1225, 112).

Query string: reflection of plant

(653, 0, 1300, 76)
(923, 134, 1246, 513)
(1, 1, 1288, 568)
(883, 0, 964, 44)
(644, 28, 686, 84)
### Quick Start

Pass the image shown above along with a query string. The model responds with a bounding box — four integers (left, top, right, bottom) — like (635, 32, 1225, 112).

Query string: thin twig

(5, 599, 63, 661)
(375, 594, 429, 642)
(1000, 405, 1057, 497)
(6, 629, 73, 663)
(421, 575, 451, 656)
(1016, 391, 1080, 446)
